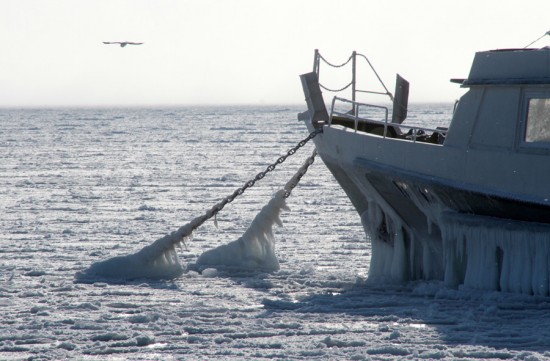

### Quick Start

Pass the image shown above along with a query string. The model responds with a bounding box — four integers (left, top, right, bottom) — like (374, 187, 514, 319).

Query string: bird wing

(102, 41, 143, 46)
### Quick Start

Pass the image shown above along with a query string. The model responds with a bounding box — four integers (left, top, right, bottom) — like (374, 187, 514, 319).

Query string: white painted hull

(299, 48, 550, 295)
(302, 119, 550, 295)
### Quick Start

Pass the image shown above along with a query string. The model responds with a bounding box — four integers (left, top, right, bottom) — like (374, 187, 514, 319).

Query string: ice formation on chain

(78, 150, 312, 280)
(194, 153, 314, 272)
(78, 218, 201, 280)
(78, 190, 289, 280)
(196, 190, 288, 272)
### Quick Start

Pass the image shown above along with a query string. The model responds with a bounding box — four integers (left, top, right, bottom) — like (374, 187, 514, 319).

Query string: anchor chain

(196, 128, 323, 229)
(283, 149, 317, 198)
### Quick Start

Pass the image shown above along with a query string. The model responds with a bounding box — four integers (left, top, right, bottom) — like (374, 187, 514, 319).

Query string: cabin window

(525, 98, 550, 143)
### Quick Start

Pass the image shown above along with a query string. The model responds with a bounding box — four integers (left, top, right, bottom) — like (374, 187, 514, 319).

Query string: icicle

(439, 213, 550, 296)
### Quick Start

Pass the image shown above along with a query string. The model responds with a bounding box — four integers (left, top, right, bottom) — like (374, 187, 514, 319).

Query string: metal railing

(329, 97, 389, 135)
(315, 50, 445, 143)
(329, 97, 447, 143)
(313, 49, 394, 113)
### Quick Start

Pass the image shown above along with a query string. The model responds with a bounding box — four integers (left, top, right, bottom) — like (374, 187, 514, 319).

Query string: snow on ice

(1, 106, 550, 360)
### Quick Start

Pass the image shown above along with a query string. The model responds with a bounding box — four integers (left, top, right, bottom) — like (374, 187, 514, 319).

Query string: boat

(298, 48, 550, 296)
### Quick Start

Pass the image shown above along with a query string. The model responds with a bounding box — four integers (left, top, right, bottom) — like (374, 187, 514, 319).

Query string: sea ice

(3, 106, 550, 360)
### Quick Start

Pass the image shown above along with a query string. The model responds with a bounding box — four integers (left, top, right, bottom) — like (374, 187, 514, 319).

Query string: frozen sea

(1, 105, 550, 360)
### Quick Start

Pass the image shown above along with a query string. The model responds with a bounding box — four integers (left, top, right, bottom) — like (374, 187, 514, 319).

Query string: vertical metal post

(351, 51, 357, 116)
(313, 49, 320, 75)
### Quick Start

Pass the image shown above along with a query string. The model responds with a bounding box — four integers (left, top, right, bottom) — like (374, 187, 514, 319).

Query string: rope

(524, 30, 550, 48)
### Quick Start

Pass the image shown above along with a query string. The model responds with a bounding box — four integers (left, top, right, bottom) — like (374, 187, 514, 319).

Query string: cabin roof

(458, 48, 550, 86)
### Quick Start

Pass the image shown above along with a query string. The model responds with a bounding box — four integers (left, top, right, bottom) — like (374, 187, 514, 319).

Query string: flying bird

(103, 41, 144, 48)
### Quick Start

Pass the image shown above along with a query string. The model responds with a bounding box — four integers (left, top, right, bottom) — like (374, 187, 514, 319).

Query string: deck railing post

(313, 49, 320, 76)
(352, 51, 357, 116)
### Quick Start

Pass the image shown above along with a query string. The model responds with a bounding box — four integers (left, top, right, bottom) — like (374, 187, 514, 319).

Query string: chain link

(283, 149, 317, 198)
(221, 128, 321, 206)
(319, 53, 353, 68)
(320, 81, 353, 93)
(190, 128, 323, 232)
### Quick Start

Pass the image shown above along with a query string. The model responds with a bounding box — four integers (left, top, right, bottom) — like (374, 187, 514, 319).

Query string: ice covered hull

(299, 47, 550, 295)
(304, 118, 550, 296)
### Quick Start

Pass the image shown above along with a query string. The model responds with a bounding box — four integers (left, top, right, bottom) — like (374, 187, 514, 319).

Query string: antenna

(524, 30, 550, 48)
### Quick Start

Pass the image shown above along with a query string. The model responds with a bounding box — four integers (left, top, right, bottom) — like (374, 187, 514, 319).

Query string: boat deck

(330, 115, 446, 144)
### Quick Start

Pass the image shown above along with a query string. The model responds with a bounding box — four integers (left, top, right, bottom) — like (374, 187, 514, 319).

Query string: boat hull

(299, 48, 550, 295)
(305, 122, 550, 295)
(359, 158, 550, 226)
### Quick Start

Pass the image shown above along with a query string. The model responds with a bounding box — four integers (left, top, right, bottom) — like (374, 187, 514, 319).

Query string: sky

(1, 0, 550, 107)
